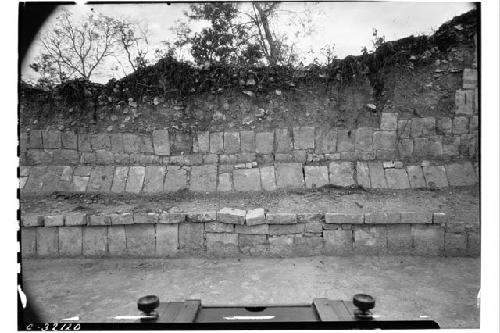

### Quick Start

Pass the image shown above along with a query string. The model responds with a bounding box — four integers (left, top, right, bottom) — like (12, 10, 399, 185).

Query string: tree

(115, 19, 150, 71)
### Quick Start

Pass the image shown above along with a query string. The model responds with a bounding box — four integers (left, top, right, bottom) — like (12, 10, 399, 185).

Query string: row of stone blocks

(20, 160, 478, 194)
(20, 113, 478, 161)
(20, 221, 479, 258)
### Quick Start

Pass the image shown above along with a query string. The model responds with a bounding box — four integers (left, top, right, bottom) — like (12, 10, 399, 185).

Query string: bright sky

(21, 1, 474, 84)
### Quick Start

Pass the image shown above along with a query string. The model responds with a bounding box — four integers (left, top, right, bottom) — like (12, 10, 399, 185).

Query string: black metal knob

(353, 294, 375, 320)
(138, 295, 159, 314)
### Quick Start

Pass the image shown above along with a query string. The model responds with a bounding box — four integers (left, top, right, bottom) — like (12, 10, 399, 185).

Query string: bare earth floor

(21, 256, 479, 328)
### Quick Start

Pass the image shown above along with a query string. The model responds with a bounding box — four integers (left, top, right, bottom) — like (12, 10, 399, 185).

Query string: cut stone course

(325, 213, 363, 224)
(88, 166, 114, 192)
(245, 208, 266, 226)
(260, 166, 277, 191)
(275, 163, 304, 188)
(217, 208, 246, 225)
(355, 127, 374, 152)
(353, 226, 387, 254)
(209, 132, 224, 153)
(42, 130, 61, 149)
(164, 166, 188, 191)
(37, 227, 59, 256)
(233, 168, 261, 191)
(337, 129, 355, 152)
(293, 127, 315, 149)
(235, 224, 269, 235)
(304, 166, 329, 188)
(452, 116, 469, 134)
(384, 168, 410, 189)
(380, 113, 398, 130)
(329, 161, 355, 187)
(266, 213, 297, 224)
(125, 224, 155, 256)
(387, 224, 412, 254)
(217, 173, 232, 192)
(155, 224, 178, 256)
(193, 131, 210, 153)
(110, 213, 134, 225)
(206, 233, 238, 255)
(82, 227, 107, 256)
(323, 229, 352, 254)
(364, 212, 400, 224)
(240, 131, 255, 153)
(111, 166, 128, 193)
(412, 224, 444, 255)
(125, 166, 145, 193)
(159, 212, 186, 224)
(255, 132, 274, 153)
(29, 130, 44, 149)
(373, 131, 396, 151)
(189, 165, 217, 192)
(186, 211, 217, 222)
(269, 223, 305, 235)
(356, 162, 371, 188)
(143, 166, 166, 193)
(422, 165, 449, 188)
(224, 132, 240, 153)
(65, 213, 87, 226)
(400, 212, 431, 224)
(179, 223, 204, 251)
(44, 215, 64, 227)
(274, 128, 292, 153)
(58, 227, 82, 256)
(107, 225, 127, 255)
(315, 127, 337, 153)
(90, 134, 111, 151)
(205, 222, 234, 233)
(445, 162, 478, 186)
(406, 166, 426, 188)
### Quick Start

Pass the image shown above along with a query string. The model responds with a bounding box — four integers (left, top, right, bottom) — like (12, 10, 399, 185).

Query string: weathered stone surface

(121, 134, 139, 154)
(142, 166, 165, 193)
(380, 113, 398, 130)
(442, 136, 460, 157)
(110, 166, 128, 193)
(235, 224, 269, 235)
(109, 133, 124, 153)
(65, 212, 87, 226)
(223, 132, 240, 153)
(462, 68, 477, 89)
(373, 131, 396, 151)
(124, 166, 145, 193)
(29, 130, 44, 149)
(90, 134, 110, 151)
(42, 130, 61, 149)
(269, 235, 295, 256)
(209, 132, 224, 154)
(355, 127, 374, 152)
(72, 176, 89, 192)
(304, 221, 323, 233)
(325, 213, 363, 224)
(469, 116, 478, 132)
(304, 166, 329, 188)
(411, 117, 435, 138)
(22, 214, 43, 227)
(26, 149, 52, 165)
(275, 163, 304, 188)
(293, 127, 315, 149)
(427, 136, 443, 157)
(396, 139, 413, 158)
(269, 223, 304, 235)
(95, 150, 114, 164)
(246, 208, 266, 226)
(169, 132, 192, 154)
(163, 166, 187, 192)
(260, 166, 277, 191)
(157, 212, 185, 224)
(108, 225, 127, 255)
(337, 129, 355, 152)
(445, 162, 477, 186)
(467, 231, 480, 257)
(437, 117, 453, 135)
(217, 207, 246, 225)
(433, 212, 448, 224)
(189, 165, 217, 192)
(206, 233, 238, 255)
(385, 168, 410, 189)
(255, 132, 274, 153)
(186, 211, 217, 222)
(217, 173, 232, 192)
(315, 127, 337, 153)
(387, 224, 412, 254)
(87, 166, 114, 192)
(44, 215, 64, 227)
(274, 128, 292, 153)
(397, 120, 411, 138)
(293, 236, 323, 256)
(422, 165, 448, 188)
(460, 134, 477, 158)
(110, 213, 134, 225)
(82, 226, 107, 256)
(205, 222, 234, 233)
(37, 227, 59, 256)
(233, 168, 261, 191)
(406, 166, 426, 188)
(58, 227, 82, 256)
(61, 131, 78, 150)
(353, 226, 387, 254)
(89, 215, 110, 226)
(125, 224, 155, 256)
(152, 130, 170, 155)
(239, 234, 268, 255)
(21, 228, 36, 257)
(323, 229, 352, 254)
(364, 212, 400, 224)
(133, 213, 159, 224)
(329, 161, 355, 187)
(401, 212, 431, 224)
(266, 213, 297, 224)
(193, 131, 210, 153)
(239, 130, 255, 153)
(356, 162, 370, 188)
(412, 224, 444, 255)
(445, 232, 467, 256)
(452, 116, 469, 134)
(139, 135, 154, 154)
(156, 224, 178, 256)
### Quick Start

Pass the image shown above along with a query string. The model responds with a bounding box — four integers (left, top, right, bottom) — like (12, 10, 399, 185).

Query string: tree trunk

(254, 3, 278, 66)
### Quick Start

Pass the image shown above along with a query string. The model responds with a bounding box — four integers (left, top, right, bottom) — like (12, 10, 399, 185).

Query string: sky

(21, 1, 474, 84)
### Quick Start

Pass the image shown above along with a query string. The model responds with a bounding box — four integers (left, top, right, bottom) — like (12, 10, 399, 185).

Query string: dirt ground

(21, 186, 480, 225)
(21, 256, 480, 328)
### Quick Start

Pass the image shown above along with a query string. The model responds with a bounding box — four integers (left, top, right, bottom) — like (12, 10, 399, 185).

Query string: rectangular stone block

(433, 212, 448, 224)
(467, 231, 480, 257)
(111, 166, 128, 193)
(65, 213, 87, 226)
(411, 117, 435, 138)
(206, 233, 239, 255)
(293, 236, 323, 256)
(337, 129, 355, 152)
(133, 212, 159, 224)
(58, 227, 82, 256)
(329, 161, 355, 187)
(61, 131, 77, 149)
(444, 232, 467, 256)
(26, 149, 52, 165)
(412, 224, 444, 255)
(152, 130, 170, 155)
(209, 132, 224, 154)
(29, 129, 43, 148)
(406, 166, 426, 188)
(235, 224, 269, 235)
(233, 168, 261, 191)
(266, 213, 297, 224)
(42, 130, 61, 149)
(380, 113, 398, 130)
(397, 139, 413, 158)
(218, 173, 232, 192)
(87, 166, 114, 192)
(400, 212, 431, 224)
(189, 165, 217, 192)
(445, 162, 478, 186)
(89, 134, 110, 151)
(422, 165, 448, 188)
(108, 225, 127, 255)
(217, 207, 246, 225)
(275, 163, 304, 188)
(240, 130, 255, 153)
(397, 120, 411, 138)
(437, 117, 452, 135)
(323, 229, 352, 254)
(36, 227, 59, 256)
(462, 68, 477, 89)
(353, 226, 387, 254)
(72, 176, 89, 192)
(186, 211, 217, 222)
(170, 132, 192, 154)
(373, 131, 396, 151)
(239, 234, 267, 249)
(89, 215, 111, 226)
(293, 127, 315, 149)
(22, 214, 43, 227)
(274, 128, 292, 153)
(125, 224, 155, 256)
(355, 127, 374, 152)
(109, 133, 124, 152)
(304, 221, 323, 233)
(124, 166, 145, 193)
(325, 213, 363, 224)
(452, 116, 469, 134)
(193, 131, 209, 153)
(269, 223, 304, 235)
(82, 227, 107, 256)
(365, 212, 400, 224)
(142, 166, 166, 193)
(156, 224, 178, 256)
(163, 166, 188, 192)
(205, 222, 234, 233)
(122, 134, 141, 154)
(21, 228, 36, 257)
(304, 166, 329, 188)
(110, 213, 134, 225)
(223, 132, 240, 153)
(315, 127, 337, 153)
(356, 162, 370, 188)
(260, 166, 277, 191)
(384, 168, 410, 189)
(159, 212, 186, 224)
(44, 215, 64, 227)
(269, 235, 295, 256)
(246, 208, 266, 226)
(387, 224, 412, 254)
(255, 132, 274, 154)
